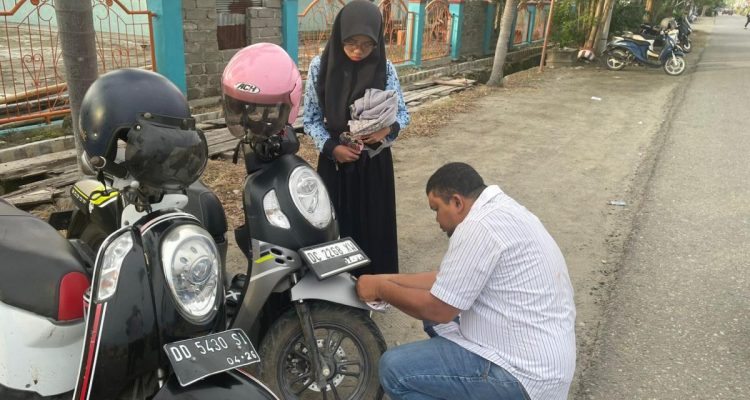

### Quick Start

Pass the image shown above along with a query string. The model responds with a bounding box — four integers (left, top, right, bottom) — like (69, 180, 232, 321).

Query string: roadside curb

(0, 136, 75, 164)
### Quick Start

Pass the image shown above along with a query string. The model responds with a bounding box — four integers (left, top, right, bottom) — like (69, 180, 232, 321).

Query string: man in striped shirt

(356, 162, 576, 399)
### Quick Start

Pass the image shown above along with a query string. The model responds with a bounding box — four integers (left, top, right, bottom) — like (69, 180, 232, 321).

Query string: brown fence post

(55, 0, 98, 174)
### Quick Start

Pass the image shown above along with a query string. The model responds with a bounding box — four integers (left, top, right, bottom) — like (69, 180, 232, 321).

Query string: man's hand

(356, 275, 383, 302)
(332, 144, 361, 163)
(360, 126, 391, 145)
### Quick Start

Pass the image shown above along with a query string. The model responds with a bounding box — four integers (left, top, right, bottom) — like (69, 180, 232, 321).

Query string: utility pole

(55, 0, 98, 174)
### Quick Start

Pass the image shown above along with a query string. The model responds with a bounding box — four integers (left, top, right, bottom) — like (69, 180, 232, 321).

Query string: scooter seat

(626, 37, 652, 47)
(0, 199, 89, 321)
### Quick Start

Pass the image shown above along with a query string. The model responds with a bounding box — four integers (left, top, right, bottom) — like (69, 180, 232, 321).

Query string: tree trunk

(487, 0, 518, 87)
(593, 0, 616, 55)
(585, 0, 597, 34)
(644, 0, 654, 22)
(55, 0, 98, 174)
(584, 0, 605, 50)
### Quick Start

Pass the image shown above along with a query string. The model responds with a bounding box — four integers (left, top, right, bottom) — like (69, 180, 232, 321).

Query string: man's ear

(452, 194, 463, 210)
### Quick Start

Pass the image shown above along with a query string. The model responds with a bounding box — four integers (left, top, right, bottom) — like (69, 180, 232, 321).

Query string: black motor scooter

(0, 113, 279, 400)
(224, 126, 387, 400)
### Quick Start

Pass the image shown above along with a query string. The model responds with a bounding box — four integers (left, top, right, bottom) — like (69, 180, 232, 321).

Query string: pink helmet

(221, 43, 302, 139)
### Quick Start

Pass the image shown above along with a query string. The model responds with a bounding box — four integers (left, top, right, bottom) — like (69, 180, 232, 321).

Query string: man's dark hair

(426, 162, 487, 202)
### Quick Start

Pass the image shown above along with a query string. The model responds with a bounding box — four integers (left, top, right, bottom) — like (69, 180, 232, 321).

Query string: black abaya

(317, 149, 399, 276)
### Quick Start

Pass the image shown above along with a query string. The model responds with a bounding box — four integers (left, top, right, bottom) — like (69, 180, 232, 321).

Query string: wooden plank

(206, 128, 240, 157)
(433, 78, 475, 87)
(0, 83, 67, 106)
(403, 85, 451, 103)
(0, 149, 77, 181)
(2, 189, 54, 208)
(17, 167, 79, 191)
(400, 80, 436, 92)
(0, 93, 70, 117)
(204, 128, 236, 147)
(208, 140, 240, 157)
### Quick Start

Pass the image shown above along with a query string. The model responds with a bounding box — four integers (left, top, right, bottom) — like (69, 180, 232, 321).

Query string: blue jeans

(379, 336, 531, 400)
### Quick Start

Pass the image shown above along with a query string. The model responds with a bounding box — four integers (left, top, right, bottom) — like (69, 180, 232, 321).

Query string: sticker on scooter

(164, 328, 260, 386)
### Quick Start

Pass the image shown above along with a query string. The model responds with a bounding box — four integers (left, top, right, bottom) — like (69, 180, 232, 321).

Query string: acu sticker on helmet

(236, 83, 260, 93)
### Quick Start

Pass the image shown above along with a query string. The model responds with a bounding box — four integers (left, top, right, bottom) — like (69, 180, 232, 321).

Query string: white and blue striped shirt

(431, 185, 576, 400)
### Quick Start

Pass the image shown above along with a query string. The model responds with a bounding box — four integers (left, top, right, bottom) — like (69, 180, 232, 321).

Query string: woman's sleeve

(303, 57, 337, 158)
(385, 60, 410, 141)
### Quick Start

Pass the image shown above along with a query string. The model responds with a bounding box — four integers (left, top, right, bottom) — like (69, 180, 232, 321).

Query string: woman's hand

(360, 126, 391, 145)
(332, 144, 361, 163)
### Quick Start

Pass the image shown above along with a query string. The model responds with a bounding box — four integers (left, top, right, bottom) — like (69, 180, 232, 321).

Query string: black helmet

(79, 69, 207, 191)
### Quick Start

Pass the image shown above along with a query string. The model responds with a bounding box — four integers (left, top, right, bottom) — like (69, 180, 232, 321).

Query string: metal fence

(421, 0, 452, 61)
(0, 0, 154, 128)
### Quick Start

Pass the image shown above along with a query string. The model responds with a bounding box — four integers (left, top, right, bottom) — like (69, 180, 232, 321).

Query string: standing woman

(303, 0, 410, 276)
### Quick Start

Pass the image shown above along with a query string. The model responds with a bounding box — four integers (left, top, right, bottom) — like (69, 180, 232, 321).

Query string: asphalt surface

(577, 15, 750, 399)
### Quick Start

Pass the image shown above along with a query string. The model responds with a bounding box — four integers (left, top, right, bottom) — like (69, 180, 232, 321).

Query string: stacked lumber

(402, 78, 475, 107)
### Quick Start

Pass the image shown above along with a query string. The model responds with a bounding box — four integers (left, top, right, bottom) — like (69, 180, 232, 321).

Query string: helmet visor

(125, 114, 207, 191)
(224, 95, 292, 139)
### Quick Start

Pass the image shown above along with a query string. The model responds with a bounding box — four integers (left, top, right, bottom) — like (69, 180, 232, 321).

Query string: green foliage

(550, 0, 587, 48)
(609, 1, 645, 36)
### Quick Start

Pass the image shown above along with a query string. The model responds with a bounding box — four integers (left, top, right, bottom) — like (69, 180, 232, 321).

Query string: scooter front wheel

(258, 302, 386, 400)
(605, 49, 627, 71)
(682, 39, 692, 52)
(663, 55, 686, 76)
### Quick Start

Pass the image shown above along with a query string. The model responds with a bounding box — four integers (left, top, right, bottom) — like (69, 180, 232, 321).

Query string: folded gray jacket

(348, 88, 398, 158)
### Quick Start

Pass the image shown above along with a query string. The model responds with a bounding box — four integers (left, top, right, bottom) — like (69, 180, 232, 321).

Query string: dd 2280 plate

(164, 328, 259, 386)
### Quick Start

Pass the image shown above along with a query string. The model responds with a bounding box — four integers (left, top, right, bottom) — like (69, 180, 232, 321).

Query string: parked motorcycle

(0, 69, 279, 400)
(604, 30, 687, 76)
(640, 17, 692, 53)
(676, 16, 693, 53)
(220, 43, 387, 399)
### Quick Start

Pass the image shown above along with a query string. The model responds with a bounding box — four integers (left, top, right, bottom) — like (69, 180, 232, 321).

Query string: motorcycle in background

(640, 17, 692, 53)
(604, 29, 687, 76)
(0, 69, 279, 400)
(221, 43, 387, 399)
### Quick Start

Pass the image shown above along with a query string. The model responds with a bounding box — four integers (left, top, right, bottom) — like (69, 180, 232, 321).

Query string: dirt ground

(202, 48, 688, 396)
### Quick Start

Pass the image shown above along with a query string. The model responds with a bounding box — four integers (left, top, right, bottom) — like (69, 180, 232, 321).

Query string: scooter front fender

(290, 272, 370, 311)
(152, 369, 278, 399)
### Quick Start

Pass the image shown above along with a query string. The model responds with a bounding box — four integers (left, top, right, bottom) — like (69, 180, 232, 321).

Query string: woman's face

(342, 34, 376, 62)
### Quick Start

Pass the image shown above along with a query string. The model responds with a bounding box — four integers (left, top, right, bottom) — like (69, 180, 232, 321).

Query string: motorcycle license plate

(299, 237, 370, 279)
(164, 328, 259, 386)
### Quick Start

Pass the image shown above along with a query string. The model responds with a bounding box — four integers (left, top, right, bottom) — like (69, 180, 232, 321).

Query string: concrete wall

(246, 0, 283, 45)
(182, 0, 281, 101)
(182, 0, 225, 100)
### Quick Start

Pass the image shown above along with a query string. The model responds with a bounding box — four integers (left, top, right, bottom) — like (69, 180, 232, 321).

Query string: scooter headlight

(288, 166, 332, 229)
(161, 225, 220, 322)
(96, 231, 134, 302)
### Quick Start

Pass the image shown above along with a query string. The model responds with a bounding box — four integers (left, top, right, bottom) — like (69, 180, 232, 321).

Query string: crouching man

(356, 162, 576, 400)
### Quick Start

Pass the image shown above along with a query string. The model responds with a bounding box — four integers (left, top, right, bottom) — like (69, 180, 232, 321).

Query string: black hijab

(317, 0, 387, 136)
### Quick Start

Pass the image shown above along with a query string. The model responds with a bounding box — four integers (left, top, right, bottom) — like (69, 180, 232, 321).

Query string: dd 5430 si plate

(164, 328, 259, 386)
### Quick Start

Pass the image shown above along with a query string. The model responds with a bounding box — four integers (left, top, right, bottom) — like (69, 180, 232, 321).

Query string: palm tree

(487, 0, 519, 87)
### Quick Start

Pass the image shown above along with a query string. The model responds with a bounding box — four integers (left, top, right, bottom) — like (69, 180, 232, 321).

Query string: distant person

(356, 162, 577, 400)
(745, 12, 750, 29)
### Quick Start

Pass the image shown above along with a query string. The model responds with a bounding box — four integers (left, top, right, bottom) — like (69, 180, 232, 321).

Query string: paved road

(577, 15, 750, 399)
